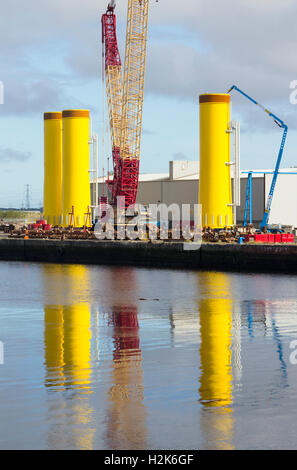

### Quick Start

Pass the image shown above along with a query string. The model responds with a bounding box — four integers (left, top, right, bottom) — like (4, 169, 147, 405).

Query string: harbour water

(0, 261, 297, 450)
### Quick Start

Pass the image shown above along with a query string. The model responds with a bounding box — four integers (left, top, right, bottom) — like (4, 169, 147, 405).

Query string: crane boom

(102, 0, 150, 209)
(228, 85, 288, 229)
(120, 0, 149, 162)
(102, 4, 122, 153)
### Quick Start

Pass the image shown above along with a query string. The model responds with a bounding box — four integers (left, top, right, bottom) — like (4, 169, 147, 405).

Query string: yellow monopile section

(44, 112, 63, 225)
(62, 110, 91, 227)
(199, 94, 233, 228)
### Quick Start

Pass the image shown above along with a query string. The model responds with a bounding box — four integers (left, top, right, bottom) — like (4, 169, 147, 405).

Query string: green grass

(0, 210, 41, 221)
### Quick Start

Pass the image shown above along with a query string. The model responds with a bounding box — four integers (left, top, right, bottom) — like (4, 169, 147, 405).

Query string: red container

(281, 234, 289, 243)
(254, 234, 263, 242)
(253, 234, 270, 242)
(274, 234, 282, 243)
(287, 234, 294, 243)
(268, 234, 275, 243)
(43, 224, 52, 231)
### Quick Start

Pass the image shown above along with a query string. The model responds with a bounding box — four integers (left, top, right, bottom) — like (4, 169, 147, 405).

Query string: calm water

(0, 261, 297, 450)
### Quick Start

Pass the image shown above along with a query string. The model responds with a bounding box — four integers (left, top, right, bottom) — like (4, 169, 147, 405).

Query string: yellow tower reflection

(44, 305, 64, 389)
(198, 272, 234, 450)
(43, 264, 94, 450)
(63, 303, 92, 391)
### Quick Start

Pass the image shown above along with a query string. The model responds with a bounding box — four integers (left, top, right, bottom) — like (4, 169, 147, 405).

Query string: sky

(0, 0, 297, 207)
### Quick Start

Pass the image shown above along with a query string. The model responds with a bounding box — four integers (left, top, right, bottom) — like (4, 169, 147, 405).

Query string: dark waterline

(0, 261, 296, 450)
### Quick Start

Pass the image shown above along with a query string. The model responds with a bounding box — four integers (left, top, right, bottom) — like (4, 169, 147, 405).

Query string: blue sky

(0, 0, 297, 207)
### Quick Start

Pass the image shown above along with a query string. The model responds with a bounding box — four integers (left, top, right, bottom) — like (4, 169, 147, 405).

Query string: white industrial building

(92, 161, 297, 228)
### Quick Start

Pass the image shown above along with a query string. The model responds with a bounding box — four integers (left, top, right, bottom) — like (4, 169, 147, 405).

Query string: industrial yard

(0, 0, 294, 250)
(0, 0, 297, 455)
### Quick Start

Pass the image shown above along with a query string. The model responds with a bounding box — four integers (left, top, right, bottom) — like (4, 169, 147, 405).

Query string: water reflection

(44, 265, 93, 391)
(198, 272, 234, 450)
(43, 265, 94, 449)
(244, 299, 288, 385)
(63, 301, 92, 391)
(44, 306, 64, 389)
(245, 300, 267, 339)
(105, 269, 147, 450)
(29, 263, 297, 449)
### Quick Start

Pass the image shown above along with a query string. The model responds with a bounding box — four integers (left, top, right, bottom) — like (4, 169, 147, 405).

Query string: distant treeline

(0, 210, 42, 220)
(0, 208, 42, 211)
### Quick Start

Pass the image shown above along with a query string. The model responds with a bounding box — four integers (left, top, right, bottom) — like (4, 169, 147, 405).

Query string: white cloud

(173, 152, 187, 161)
(0, 0, 296, 128)
(0, 147, 31, 163)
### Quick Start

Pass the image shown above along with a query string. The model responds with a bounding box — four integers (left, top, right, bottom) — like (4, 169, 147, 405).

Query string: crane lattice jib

(120, 0, 149, 163)
(102, 7, 122, 149)
(102, 0, 149, 209)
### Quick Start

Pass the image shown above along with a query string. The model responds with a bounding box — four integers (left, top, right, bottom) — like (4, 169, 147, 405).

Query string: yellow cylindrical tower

(199, 94, 233, 228)
(62, 110, 91, 227)
(43, 112, 63, 225)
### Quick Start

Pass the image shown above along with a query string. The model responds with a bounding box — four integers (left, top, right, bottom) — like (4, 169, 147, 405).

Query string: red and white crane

(101, 0, 150, 209)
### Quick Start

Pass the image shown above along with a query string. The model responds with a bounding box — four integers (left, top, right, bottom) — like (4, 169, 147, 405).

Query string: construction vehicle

(228, 85, 288, 230)
(101, 0, 151, 210)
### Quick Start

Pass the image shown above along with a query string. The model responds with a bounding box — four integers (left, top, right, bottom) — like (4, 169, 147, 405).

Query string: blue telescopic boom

(227, 85, 288, 229)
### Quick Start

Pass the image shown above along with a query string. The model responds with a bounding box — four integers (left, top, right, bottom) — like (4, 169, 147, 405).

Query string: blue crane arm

(227, 85, 288, 228)
(261, 125, 288, 229)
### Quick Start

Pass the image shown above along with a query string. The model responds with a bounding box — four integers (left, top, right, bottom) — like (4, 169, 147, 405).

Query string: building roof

(92, 162, 297, 184)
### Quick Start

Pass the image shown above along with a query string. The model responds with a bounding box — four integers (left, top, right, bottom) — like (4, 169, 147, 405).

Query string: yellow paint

(199, 94, 233, 228)
(43, 264, 92, 391)
(63, 303, 92, 389)
(62, 110, 91, 227)
(119, 0, 149, 161)
(62, 266, 94, 449)
(44, 306, 64, 389)
(61, 265, 92, 391)
(43, 264, 94, 449)
(199, 303, 232, 406)
(198, 272, 234, 449)
(43, 112, 63, 225)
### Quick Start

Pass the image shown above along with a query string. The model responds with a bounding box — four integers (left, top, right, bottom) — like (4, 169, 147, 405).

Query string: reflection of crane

(104, 268, 147, 450)
(227, 85, 288, 229)
(245, 299, 288, 384)
(102, 1, 150, 209)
